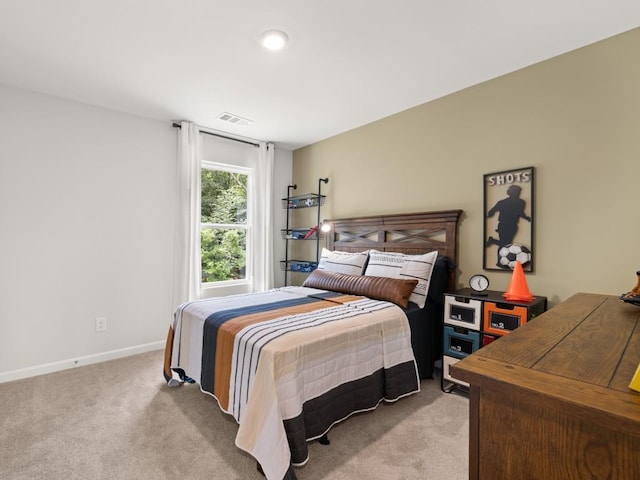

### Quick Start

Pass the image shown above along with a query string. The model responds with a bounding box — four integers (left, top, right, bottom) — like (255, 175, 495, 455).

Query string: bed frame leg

(319, 433, 330, 445)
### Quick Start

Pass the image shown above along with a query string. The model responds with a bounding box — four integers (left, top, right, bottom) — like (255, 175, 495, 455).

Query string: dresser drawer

(444, 295, 482, 329)
(444, 325, 480, 359)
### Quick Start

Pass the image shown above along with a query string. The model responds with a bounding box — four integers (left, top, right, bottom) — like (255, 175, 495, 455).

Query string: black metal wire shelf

(281, 193, 326, 209)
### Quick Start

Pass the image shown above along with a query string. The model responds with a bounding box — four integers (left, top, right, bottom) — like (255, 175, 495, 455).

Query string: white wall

(0, 84, 177, 380)
(0, 84, 293, 381)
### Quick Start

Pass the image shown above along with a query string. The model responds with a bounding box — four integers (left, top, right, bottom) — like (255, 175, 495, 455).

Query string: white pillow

(364, 249, 438, 308)
(317, 248, 369, 275)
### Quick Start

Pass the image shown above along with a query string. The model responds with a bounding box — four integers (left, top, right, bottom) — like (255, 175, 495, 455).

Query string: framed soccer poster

(483, 166, 535, 272)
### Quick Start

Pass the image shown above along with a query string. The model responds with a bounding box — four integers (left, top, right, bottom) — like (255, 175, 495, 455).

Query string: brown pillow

(303, 269, 418, 308)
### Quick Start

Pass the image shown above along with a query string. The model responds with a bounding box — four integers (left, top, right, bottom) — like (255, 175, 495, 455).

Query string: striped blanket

(164, 286, 420, 480)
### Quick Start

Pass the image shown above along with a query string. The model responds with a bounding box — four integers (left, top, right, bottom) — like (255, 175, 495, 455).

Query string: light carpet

(0, 350, 469, 480)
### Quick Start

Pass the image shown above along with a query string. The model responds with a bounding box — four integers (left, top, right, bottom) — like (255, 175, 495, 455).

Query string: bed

(163, 209, 461, 480)
(326, 210, 461, 380)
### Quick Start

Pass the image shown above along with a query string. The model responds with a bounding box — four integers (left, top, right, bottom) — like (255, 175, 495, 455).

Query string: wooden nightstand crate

(441, 289, 547, 394)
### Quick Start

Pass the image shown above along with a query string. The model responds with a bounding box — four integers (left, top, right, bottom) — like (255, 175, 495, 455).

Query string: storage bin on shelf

(444, 295, 482, 330)
(443, 325, 481, 360)
(281, 228, 319, 240)
(443, 356, 469, 388)
(281, 193, 326, 209)
(280, 260, 318, 273)
(482, 300, 544, 336)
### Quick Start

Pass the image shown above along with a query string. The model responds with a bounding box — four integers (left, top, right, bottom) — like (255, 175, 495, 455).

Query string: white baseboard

(0, 341, 165, 384)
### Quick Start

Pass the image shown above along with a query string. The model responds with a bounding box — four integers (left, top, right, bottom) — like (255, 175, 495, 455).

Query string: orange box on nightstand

(483, 301, 529, 336)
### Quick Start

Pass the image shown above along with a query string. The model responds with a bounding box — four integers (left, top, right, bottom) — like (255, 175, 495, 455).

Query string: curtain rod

(172, 122, 260, 148)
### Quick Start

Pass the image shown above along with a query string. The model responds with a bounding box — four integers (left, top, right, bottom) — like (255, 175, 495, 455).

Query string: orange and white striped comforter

(164, 286, 419, 480)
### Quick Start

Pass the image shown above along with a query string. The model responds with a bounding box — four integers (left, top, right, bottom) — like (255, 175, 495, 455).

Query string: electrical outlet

(95, 317, 107, 332)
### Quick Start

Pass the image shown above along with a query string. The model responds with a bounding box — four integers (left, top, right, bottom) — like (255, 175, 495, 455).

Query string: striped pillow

(364, 250, 439, 308)
(317, 248, 369, 275)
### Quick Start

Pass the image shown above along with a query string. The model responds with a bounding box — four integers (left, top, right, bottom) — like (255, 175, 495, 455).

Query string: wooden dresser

(452, 293, 640, 479)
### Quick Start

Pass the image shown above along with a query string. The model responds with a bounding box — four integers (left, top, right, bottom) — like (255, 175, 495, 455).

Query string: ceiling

(1, 1, 639, 150)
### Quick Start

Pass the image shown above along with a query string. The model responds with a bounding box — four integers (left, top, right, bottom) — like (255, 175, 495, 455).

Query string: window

(201, 162, 251, 284)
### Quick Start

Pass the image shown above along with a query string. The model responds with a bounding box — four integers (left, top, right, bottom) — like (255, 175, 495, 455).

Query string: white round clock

(469, 274, 489, 294)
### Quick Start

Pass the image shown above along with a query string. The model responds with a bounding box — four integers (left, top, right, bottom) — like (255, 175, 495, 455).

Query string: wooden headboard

(326, 209, 463, 285)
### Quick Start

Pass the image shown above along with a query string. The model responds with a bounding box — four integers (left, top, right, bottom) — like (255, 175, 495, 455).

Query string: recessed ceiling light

(261, 30, 289, 51)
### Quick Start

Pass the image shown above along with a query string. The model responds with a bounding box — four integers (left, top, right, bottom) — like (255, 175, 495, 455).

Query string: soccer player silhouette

(486, 185, 531, 266)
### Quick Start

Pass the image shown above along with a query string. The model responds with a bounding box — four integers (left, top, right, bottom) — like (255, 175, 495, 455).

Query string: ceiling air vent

(217, 112, 253, 126)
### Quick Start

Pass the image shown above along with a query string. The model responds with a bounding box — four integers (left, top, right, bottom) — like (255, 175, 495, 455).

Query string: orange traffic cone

(503, 261, 533, 302)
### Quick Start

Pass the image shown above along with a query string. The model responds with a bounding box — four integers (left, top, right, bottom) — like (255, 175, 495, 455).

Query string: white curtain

(172, 121, 202, 309)
(252, 142, 275, 292)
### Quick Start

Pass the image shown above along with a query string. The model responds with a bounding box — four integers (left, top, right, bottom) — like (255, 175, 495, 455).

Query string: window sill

(200, 280, 252, 298)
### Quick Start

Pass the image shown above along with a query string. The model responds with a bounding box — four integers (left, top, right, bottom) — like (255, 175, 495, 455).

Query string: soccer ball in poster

(498, 244, 532, 269)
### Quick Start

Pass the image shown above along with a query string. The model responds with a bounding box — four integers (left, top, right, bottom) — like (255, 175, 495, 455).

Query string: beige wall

(292, 27, 640, 306)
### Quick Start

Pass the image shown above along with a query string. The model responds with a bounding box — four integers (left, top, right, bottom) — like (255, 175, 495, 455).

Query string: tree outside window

(201, 165, 249, 283)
